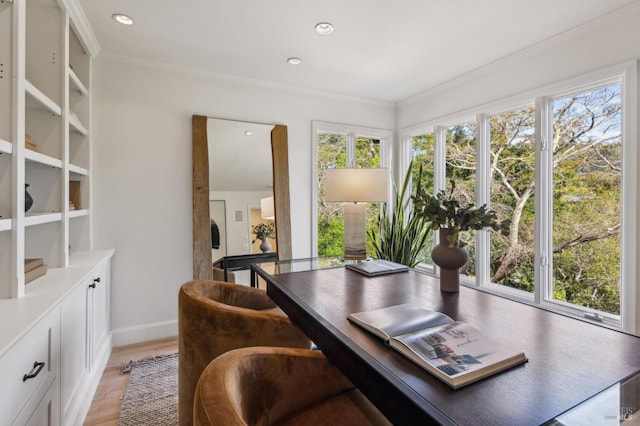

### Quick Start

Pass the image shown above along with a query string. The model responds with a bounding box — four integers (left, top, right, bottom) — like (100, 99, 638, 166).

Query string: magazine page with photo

(348, 303, 527, 389)
(391, 322, 527, 388)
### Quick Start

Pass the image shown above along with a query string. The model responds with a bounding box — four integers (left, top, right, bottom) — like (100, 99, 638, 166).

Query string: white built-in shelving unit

(0, 2, 115, 425)
(0, 0, 100, 298)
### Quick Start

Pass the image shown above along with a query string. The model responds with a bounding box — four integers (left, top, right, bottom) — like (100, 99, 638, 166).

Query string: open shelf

(69, 67, 88, 96)
(0, 139, 11, 155)
(24, 212, 62, 227)
(25, 149, 63, 168)
(25, 80, 62, 116)
(69, 209, 88, 219)
(0, 218, 11, 232)
(69, 114, 88, 135)
(69, 163, 88, 176)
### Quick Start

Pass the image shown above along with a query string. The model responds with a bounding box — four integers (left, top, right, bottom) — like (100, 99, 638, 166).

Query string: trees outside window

(550, 85, 621, 315)
(446, 122, 477, 277)
(411, 133, 435, 264)
(406, 71, 632, 325)
(489, 106, 536, 291)
(314, 123, 390, 257)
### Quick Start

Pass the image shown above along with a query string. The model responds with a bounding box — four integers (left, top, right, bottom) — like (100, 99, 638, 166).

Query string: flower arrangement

(411, 180, 510, 246)
(252, 222, 276, 242)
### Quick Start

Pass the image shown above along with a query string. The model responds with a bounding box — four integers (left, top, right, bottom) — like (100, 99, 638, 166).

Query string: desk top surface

(255, 261, 640, 425)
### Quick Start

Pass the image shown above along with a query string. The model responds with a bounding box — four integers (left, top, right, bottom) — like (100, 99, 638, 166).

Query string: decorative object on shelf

(25, 184, 33, 212)
(325, 168, 389, 260)
(69, 181, 81, 210)
(252, 222, 275, 253)
(25, 258, 47, 284)
(368, 161, 431, 268)
(25, 134, 38, 152)
(412, 180, 510, 292)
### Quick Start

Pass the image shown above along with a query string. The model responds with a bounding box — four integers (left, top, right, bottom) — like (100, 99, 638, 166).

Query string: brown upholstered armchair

(178, 280, 312, 426)
(194, 346, 391, 425)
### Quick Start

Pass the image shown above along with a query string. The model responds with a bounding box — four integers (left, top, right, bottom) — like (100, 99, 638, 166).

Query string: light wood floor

(83, 336, 179, 426)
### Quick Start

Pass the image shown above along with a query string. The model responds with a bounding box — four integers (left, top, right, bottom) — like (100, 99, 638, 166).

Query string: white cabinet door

(0, 307, 60, 425)
(89, 262, 110, 371)
(59, 280, 89, 422)
(15, 379, 61, 426)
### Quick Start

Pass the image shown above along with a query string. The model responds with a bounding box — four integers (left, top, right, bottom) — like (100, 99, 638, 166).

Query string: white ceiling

(79, 0, 639, 103)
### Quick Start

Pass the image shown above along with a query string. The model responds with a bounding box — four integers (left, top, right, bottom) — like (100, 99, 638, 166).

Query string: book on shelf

(345, 259, 409, 277)
(25, 258, 44, 272)
(25, 261, 47, 284)
(348, 303, 527, 389)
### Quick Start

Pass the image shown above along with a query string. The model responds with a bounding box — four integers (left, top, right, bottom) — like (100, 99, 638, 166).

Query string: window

(404, 63, 637, 330)
(411, 132, 435, 264)
(446, 121, 477, 277)
(489, 106, 536, 292)
(549, 84, 622, 315)
(313, 122, 391, 257)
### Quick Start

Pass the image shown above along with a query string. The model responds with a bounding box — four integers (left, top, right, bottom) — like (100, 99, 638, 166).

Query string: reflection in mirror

(192, 115, 291, 282)
(208, 118, 275, 260)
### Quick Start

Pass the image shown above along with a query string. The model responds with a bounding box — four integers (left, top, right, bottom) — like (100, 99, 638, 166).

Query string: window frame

(312, 121, 392, 258)
(401, 61, 638, 333)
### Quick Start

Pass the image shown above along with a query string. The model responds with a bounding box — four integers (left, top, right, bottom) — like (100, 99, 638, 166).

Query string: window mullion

(346, 132, 356, 167)
(534, 97, 552, 305)
(476, 113, 490, 286)
(620, 64, 638, 333)
(433, 126, 446, 193)
(432, 125, 447, 254)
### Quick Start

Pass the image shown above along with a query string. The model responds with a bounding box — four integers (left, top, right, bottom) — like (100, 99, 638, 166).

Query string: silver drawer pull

(23, 361, 45, 382)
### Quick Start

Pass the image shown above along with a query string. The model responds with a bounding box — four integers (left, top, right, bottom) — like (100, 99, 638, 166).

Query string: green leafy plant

(252, 222, 275, 242)
(412, 180, 510, 246)
(367, 161, 431, 268)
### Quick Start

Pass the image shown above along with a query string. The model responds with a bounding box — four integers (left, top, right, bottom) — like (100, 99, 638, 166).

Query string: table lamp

(325, 168, 389, 260)
(260, 196, 275, 220)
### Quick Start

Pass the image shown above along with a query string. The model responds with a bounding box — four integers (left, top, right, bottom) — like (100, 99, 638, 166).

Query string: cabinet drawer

(0, 308, 60, 425)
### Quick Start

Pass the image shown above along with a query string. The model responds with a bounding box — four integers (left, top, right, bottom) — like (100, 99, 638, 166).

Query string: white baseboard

(111, 319, 178, 347)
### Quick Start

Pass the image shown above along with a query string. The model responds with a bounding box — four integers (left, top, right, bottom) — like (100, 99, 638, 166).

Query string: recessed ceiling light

(287, 57, 302, 65)
(112, 13, 134, 25)
(315, 22, 334, 35)
(244, 130, 254, 136)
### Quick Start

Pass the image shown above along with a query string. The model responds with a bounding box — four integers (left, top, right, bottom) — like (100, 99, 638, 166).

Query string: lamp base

(343, 203, 367, 260)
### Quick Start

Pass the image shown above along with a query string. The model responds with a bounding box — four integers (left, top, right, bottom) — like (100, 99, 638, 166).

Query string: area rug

(118, 353, 179, 426)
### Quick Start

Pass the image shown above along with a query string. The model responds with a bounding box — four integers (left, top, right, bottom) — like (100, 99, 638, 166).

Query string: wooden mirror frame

(192, 115, 292, 280)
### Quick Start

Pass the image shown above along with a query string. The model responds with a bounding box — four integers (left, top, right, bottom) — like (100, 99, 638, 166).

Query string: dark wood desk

(253, 261, 640, 425)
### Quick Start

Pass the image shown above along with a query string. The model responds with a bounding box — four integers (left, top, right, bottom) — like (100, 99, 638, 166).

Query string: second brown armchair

(178, 280, 311, 426)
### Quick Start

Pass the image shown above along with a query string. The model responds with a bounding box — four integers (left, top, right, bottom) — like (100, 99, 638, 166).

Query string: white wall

(396, 5, 640, 332)
(398, 5, 640, 128)
(92, 55, 394, 344)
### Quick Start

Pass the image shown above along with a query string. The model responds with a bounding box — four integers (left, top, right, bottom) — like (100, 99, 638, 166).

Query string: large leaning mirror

(192, 115, 291, 281)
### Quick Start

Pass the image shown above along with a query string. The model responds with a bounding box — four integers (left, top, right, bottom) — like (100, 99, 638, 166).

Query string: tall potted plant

(411, 180, 510, 291)
(367, 161, 431, 268)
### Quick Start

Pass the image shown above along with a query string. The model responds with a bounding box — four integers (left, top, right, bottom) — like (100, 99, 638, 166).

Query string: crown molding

(99, 52, 394, 108)
(58, 0, 100, 58)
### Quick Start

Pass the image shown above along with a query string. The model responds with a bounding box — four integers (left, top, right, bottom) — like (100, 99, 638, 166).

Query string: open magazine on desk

(348, 303, 527, 389)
